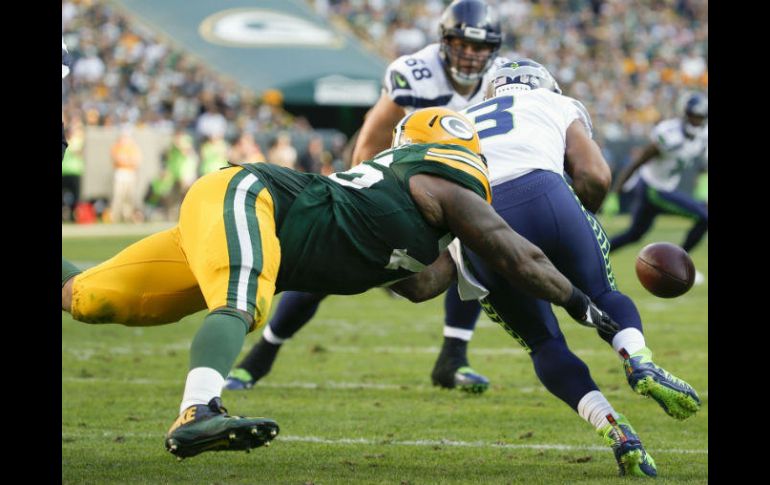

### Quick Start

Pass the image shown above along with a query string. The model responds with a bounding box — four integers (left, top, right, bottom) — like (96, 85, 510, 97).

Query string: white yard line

(60, 430, 707, 455)
(61, 376, 707, 398)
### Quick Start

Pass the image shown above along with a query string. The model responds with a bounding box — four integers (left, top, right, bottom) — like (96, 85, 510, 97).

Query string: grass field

(62, 215, 707, 484)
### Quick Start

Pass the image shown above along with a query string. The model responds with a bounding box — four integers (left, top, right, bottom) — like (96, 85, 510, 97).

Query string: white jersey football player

(609, 93, 708, 254)
(224, 0, 506, 395)
(454, 60, 700, 478)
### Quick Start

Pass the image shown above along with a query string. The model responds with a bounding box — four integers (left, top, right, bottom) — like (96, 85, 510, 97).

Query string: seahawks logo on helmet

(440, 116, 475, 140)
(489, 59, 562, 97)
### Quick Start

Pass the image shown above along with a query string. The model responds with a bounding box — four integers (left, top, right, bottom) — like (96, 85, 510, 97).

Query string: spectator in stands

(267, 132, 297, 170)
(296, 135, 324, 174)
(229, 132, 266, 166)
(199, 134, 229, 176)
(62, 120, 85, 222)
(109, 125, 142, 223)
(166, 128, 199, 198)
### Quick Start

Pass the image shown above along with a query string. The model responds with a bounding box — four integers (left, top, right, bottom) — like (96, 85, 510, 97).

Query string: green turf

(62, 215, 707, 483)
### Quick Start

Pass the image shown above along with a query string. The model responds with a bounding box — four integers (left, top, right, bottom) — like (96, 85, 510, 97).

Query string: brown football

(635, 242, 695, 298)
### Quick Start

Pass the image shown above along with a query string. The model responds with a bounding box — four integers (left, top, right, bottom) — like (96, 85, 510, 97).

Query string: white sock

(443, 325, 473, 341)
(577, 390, 618, 430)
(611, 328, 646, 360)
(179, 367, 225, 415)
(263, 325, 286, 345)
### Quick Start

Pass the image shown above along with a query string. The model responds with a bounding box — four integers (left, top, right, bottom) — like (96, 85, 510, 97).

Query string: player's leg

(225, 290, 328, 390)
(549, 178, 700, 420)
(648, 188, 708, 253)
(430, 285, 488, 393)
(467, 252, 656, 478)
(608, 181, 659, 253)
(166, 167, 281, 458)
(64, 228, 207, 326)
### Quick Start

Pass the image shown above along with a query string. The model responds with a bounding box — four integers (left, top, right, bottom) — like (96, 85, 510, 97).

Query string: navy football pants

(463, 170, 643, 409)
(609, 179, 708, 253)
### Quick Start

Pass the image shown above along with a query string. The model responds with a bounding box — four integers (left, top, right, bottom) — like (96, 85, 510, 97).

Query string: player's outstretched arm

(388, 250, 456, 302)
(564, 120, 611, 213)
(409, 173, 619, 335)
(610, 143, 659, 194)
(350, 93, 407, 166)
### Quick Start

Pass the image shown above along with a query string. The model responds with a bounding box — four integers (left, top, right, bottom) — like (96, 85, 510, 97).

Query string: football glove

(564, 286, 620, 335)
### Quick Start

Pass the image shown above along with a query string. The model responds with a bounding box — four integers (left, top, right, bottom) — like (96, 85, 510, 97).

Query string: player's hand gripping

(563, 286, 620, 336)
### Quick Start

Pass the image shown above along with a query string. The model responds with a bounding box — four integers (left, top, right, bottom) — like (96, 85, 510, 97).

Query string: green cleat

(452, 366, 490, 394)
(165, 397, 279, 459)
(223, 368, 256, 391)
(622, 347, 701, 420)
(598, 414, 657, 478)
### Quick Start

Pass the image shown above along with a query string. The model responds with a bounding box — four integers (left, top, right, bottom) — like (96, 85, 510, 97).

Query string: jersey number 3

(464, 96, 515, 139)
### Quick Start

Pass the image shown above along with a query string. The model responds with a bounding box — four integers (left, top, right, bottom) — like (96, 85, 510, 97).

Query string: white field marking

(62, 343, 709, 360)
(62, 221, 174, 237)
(60, 430, 708, 455)
(60, 376, 708, 398)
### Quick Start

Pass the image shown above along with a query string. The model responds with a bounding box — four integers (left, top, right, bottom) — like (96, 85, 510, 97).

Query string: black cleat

(165, 397, 279, 458)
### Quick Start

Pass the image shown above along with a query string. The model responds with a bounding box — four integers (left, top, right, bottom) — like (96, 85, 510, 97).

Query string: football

(635, 242, 695, 298)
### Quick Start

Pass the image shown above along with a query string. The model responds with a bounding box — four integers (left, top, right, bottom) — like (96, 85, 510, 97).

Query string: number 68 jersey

(239, 143, 490, 294)
(384, 44, 509, 111)
(460, 89, 593, 186)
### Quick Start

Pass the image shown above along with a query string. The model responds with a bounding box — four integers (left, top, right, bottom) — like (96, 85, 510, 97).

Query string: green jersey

(240, 143, 490, 294)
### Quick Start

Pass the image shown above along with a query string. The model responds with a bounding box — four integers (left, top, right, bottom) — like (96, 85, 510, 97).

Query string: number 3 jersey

(239, 143, 490, 294)
(460, 89, 593, 186)
(384, 43, 509, 111)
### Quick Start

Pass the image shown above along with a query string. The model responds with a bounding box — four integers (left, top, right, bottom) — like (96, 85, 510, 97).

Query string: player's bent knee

(210, 306, 255, 333)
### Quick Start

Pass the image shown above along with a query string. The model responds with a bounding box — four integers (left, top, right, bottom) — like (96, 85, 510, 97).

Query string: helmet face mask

(439, 0, 502, 87)
(485, 60, 562, 99)
(392, 107, 481, 155)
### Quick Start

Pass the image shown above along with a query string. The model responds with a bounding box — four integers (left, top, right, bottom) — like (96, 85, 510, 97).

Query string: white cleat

(694, 270, 705, 286)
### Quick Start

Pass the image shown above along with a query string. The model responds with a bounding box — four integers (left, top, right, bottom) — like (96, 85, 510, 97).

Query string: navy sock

(268, 291, 326, 339)
(682, 219, 708, 253)
(443, 284, 482, 331)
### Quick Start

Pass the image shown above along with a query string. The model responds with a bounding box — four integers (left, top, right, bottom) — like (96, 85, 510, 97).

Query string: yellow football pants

(71, 167, 281, 331)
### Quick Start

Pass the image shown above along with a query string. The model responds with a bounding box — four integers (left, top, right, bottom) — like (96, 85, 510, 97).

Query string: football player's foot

(622, 346, 700, 420)
(165, 397, 279, 459)
(598, 414, 657, 477)
(223, 368, 255, 391)
(431, 361, 490, 394)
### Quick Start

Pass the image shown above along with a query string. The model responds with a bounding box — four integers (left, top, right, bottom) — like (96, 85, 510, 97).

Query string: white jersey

(383, 43, 509, 112)
(640, 118, 708, 192)
(460, 89, 593, 186)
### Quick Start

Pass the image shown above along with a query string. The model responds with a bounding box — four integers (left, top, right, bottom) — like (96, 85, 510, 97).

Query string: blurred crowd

(313, 0, 708, 144)
(62, 0, 346, 222)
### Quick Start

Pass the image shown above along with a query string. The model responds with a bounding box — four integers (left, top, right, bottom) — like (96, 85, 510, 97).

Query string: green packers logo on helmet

(440, 116, 474, 140)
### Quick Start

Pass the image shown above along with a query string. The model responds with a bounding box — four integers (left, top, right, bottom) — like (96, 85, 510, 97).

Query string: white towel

(447, 238, 489, 301)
